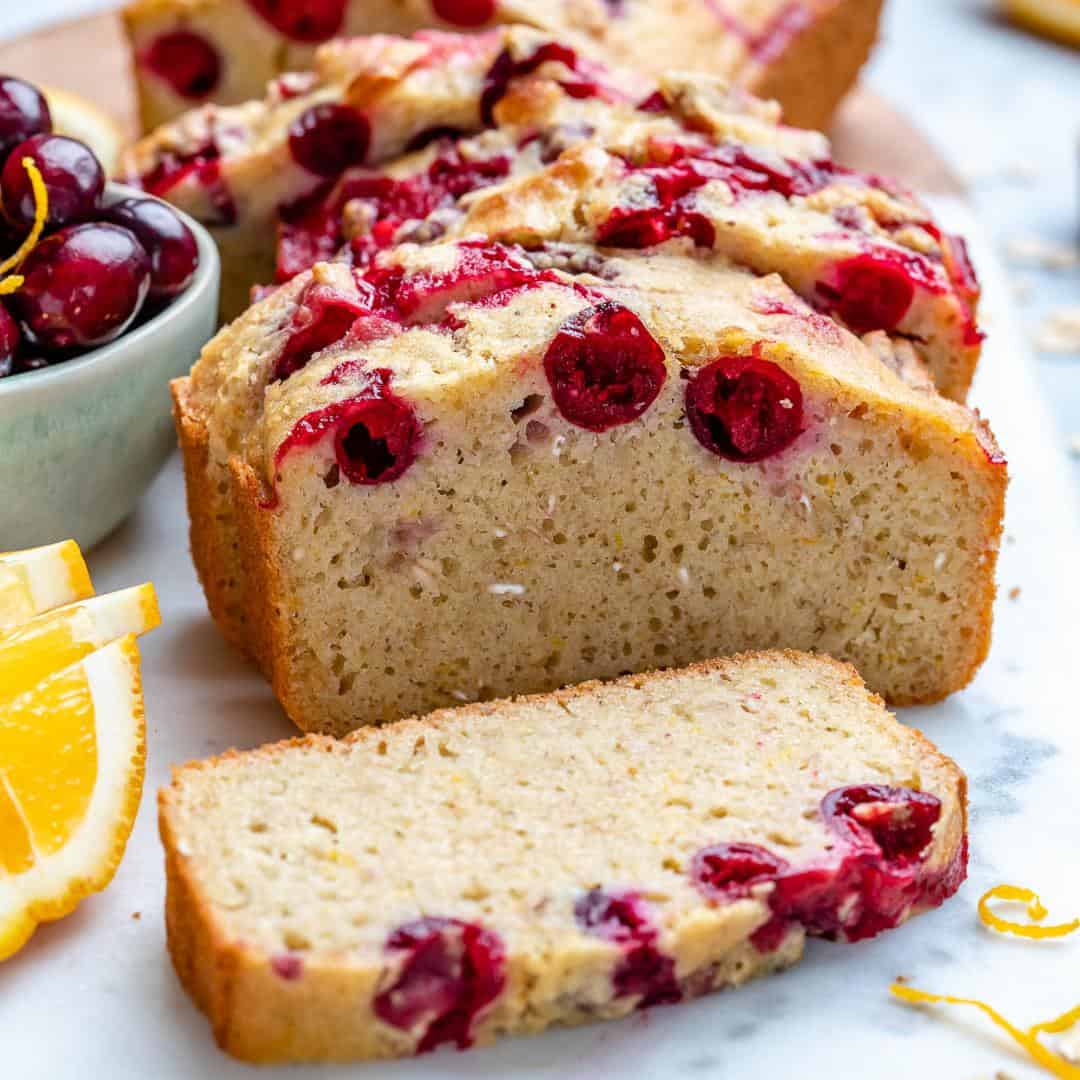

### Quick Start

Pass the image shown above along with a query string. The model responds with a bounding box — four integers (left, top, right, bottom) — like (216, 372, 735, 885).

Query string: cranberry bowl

(0, 184, 219, 550)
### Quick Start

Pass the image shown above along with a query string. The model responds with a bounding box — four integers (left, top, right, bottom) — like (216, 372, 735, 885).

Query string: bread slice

(123, 0, 882, 132)
(174, 234, 1004, 733)
(160, 651, 967, 1064)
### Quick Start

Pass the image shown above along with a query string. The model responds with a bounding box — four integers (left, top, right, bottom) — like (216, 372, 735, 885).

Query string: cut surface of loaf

(123, 27, 982, 403)
(160, 652, 967, 1064)
(123, 0, 882, 132)
(175, 235, 1004, 733)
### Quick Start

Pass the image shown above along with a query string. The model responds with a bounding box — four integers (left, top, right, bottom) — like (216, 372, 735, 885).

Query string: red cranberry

(270, 953, 303, 980)
(685, 352, 803, 462)
(137, 144, 236, 228)
(817, 254, 918, 335)
(373, 916, 506, 1052)
(0, 76, 51, 159)
(278, 147, 511, 282)
(574, 889, 680, 1008)
(335, 394, 422, 485)
(432, 0, 496, 26)
(0, 303, 20, 374)
(288, 105, 370, 178)
(388, 242, 538, 324)
(3, 134, 104, 231)
(245, 0, 346, 42)
(141, 31, 222, 100)
(575, 888, 655, 942)
(102, 197, 199, 300)
(274, 377, 421, 486)
(691, 842, 789, 902)
(822, 784, 941, 863)
(543, 302, 667, 432)
(271, 280, 373, 382)
(481, 42, 584, 125)
(10, 223, 150, 353)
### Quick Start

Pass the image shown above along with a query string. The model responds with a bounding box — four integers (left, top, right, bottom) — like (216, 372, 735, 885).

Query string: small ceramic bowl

(0, 185, 219, 551)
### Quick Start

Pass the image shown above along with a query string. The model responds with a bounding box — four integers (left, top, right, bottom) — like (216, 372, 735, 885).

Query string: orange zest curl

(0, 156, 49, 294)
(891, 984, 1080, 1079)
(979, 884, 1080, 940)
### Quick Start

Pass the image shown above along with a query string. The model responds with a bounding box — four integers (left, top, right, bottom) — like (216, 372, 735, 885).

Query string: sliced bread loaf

(175, 236, 1004, 733)
(160, 651, 966, 1063)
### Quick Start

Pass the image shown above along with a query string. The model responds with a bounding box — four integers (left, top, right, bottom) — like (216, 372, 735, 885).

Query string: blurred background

(1, 0, 1077, 493)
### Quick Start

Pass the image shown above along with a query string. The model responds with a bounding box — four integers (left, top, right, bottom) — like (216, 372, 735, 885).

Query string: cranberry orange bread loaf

(174, 234, 1004, 733)
(124, 32, 982, 399)
(160, 651, 967, 1063)
(123, 0, 883, 133)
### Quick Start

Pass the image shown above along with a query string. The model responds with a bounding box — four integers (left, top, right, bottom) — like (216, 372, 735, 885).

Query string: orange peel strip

(0, 157, 48, 284)
(979, 884, 1080, 940)
(891, 984, 1080, 1079)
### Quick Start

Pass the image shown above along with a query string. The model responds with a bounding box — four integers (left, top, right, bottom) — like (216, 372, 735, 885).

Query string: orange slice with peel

(0, 584, 160, 705)
(0, 541, 93, 633)
(0, 636, 146, 961)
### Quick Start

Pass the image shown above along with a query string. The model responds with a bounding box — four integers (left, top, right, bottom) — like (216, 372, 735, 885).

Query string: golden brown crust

(748, 0, 886, 131)
(171, 378, 251, 656)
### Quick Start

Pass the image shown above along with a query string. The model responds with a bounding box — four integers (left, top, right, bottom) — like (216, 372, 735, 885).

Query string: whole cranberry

(2, 134, 104, 231)
(288, 104, 370, 177)
(685, 352, 804, 463)
(0, 303, 20, 375)
(142, 31, 222, 100)
(432, 0, 496, 26)
(103, 197, 199, 300)
(0, 76, 52, 159)
(11, 223, 150, 353)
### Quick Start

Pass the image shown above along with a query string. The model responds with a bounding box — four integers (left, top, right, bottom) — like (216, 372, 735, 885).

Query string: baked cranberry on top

(544, 302, 667, 432)
(685, 351, 804, 462)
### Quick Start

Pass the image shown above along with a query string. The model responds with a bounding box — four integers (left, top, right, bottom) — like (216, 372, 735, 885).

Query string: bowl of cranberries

(0, 75, 219, 551)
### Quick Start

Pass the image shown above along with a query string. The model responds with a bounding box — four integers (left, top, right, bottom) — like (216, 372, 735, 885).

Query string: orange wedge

(0, 584, 160, 706)
(0, 541, 93, 633)
(0, 637, 146, 960)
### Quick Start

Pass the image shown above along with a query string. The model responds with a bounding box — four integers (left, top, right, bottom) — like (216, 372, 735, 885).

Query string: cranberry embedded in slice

(245, 0, 346, 42)
(270, 953, 303, 980)
(3, 134, 104, 231)
(0, 76, 51, 159)
(271, 280, 374, 382)
(373, 916, 506, 1052)
(334, 394, 422, 485)
(289, 105, 370, 178)
(685, 352, 804, 463)
(819, 254, 917, 336)
(543, 302, 667, 432)
(574, 889, 681, 1007)
(11, 223, 150, 353)
(274, 376, 422, 488)
(822, 784, 941, 863)
(142, 31, 222, 100)
(691, 842, 789, 902)
(574, 888, 654, 942)
(432, 0, 496, 26)
(102, 197, 199, 300)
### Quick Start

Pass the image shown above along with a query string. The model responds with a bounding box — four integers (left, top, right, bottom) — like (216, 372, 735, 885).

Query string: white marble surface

(2, 202, 1079, 1079)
